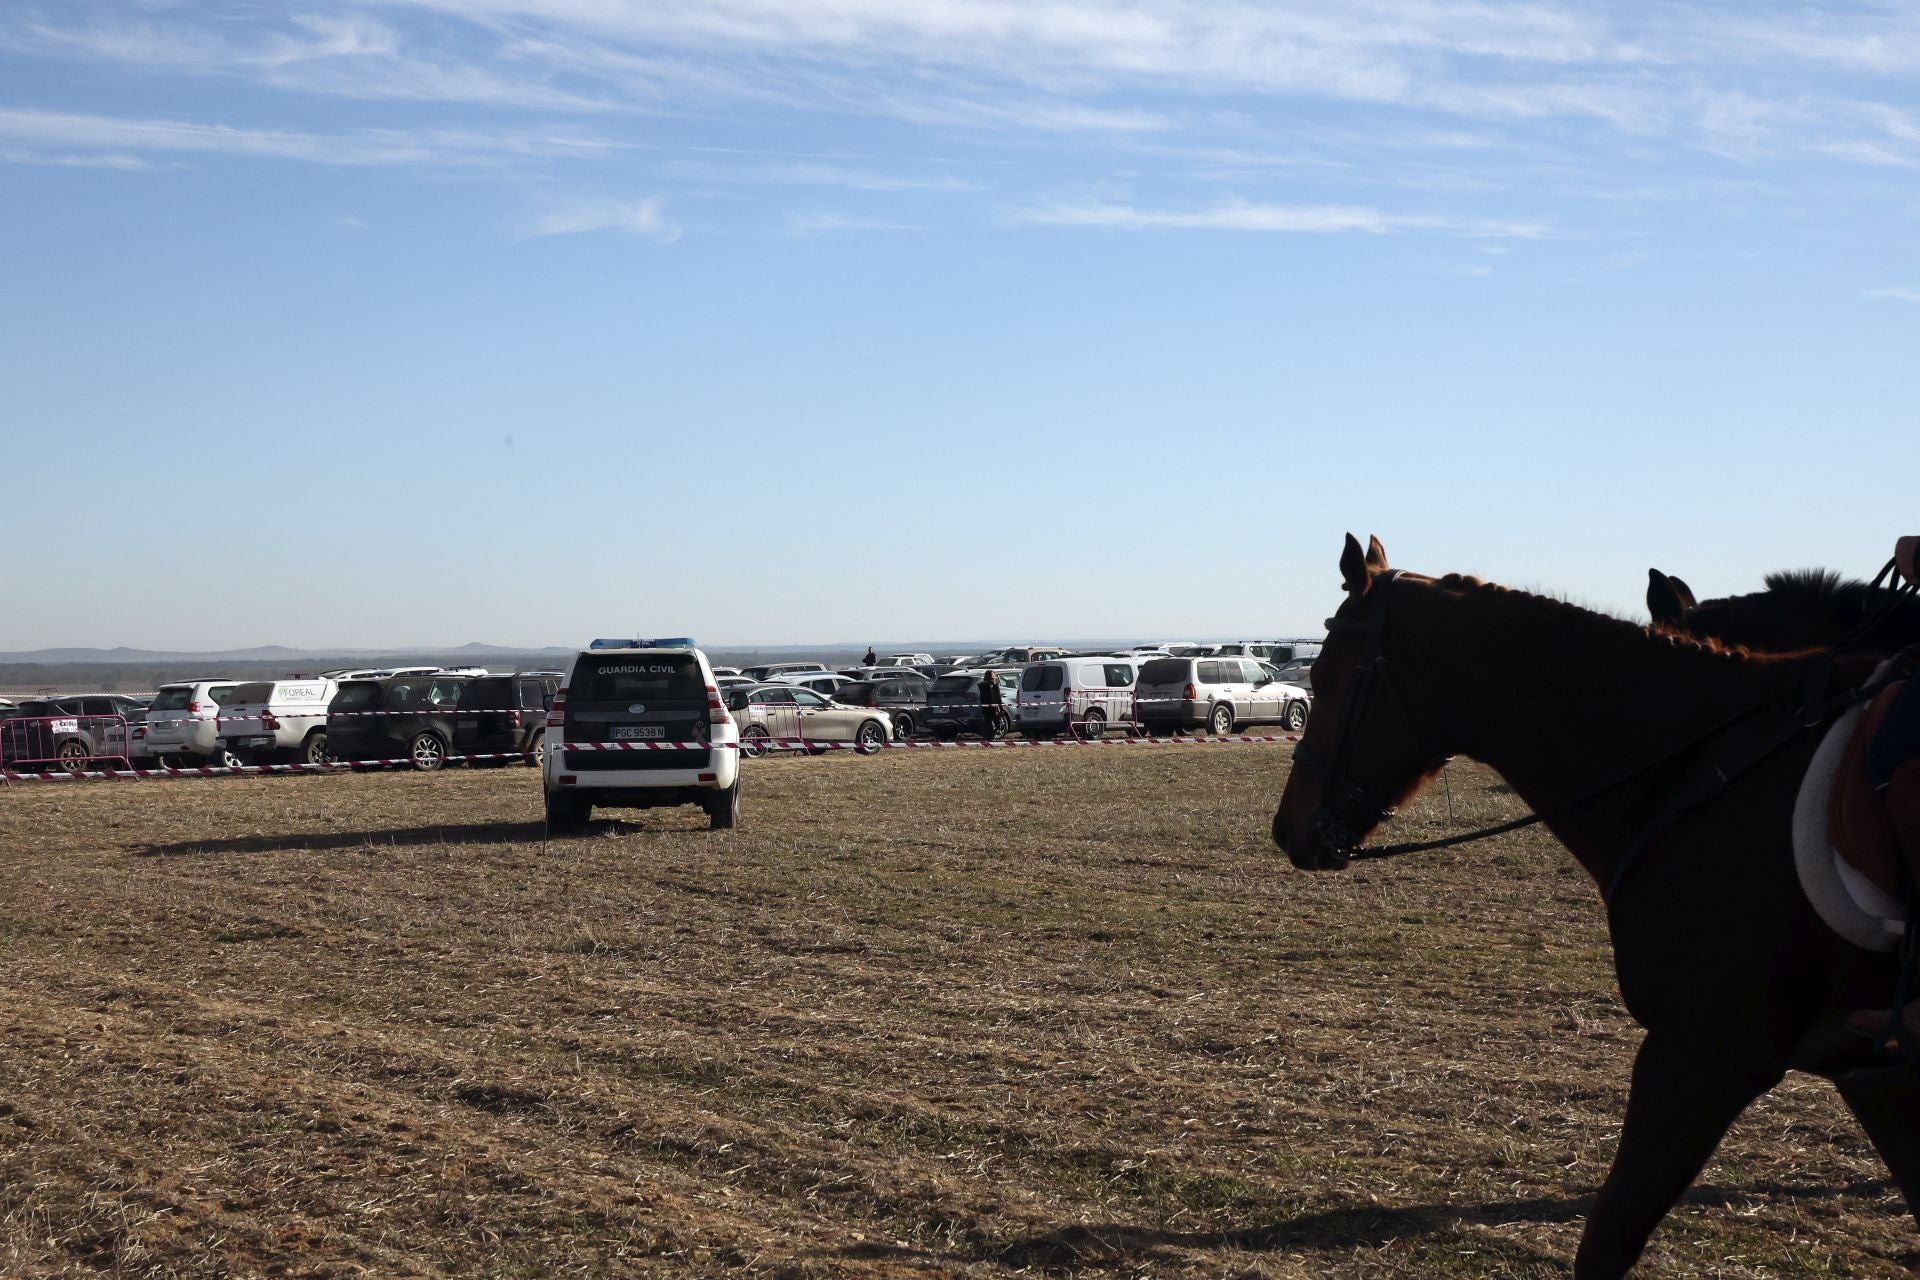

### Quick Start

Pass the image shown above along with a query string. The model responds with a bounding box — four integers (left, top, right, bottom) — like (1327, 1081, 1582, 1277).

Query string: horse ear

(1365, 536, 1388, 572)
(1341, 533, 1371, 594)
(1647, 568, 1696, 626)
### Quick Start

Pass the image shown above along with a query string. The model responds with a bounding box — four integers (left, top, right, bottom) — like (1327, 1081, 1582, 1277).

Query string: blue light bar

(589, 637, 698, 650)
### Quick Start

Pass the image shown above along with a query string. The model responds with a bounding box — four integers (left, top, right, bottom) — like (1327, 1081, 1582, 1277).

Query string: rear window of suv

(460, 677, 514, 710)
(332, 682, 383, 711)
(929, 675, 974, 695)
(226, 682, 274, 706)
(573, 656, 704, 705)
(153, 687, 194, 711)
(1139, 658, 1191, 685)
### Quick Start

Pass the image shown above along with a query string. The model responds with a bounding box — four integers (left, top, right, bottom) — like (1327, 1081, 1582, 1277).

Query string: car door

(1242, 659, 1278, 723)
(753, 687, 799, 742)
(789, 687, 845, 742)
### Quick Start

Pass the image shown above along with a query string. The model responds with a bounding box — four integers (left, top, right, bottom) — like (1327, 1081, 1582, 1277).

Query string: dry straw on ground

(0, 747, 1912, 1277)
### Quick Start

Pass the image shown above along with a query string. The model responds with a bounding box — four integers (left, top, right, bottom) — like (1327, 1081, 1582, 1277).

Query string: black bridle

(1286, 568, 1919, 892)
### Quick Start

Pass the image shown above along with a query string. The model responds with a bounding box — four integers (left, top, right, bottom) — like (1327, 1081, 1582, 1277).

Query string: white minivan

(217, 678, 340, 764)
(1015, 656, 1139, 740)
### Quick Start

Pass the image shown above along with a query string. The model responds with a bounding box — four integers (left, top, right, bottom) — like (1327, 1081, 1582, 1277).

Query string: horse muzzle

(1275, 805, 1357, 871)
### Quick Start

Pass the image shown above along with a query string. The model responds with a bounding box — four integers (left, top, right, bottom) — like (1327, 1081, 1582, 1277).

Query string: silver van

(1136, 656, 1309, 736)
(1015, 657, 1138, 739)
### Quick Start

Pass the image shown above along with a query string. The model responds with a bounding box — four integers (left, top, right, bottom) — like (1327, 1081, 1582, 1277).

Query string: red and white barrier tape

(559, 733, 1300, 752)
(0, 751, 532, 783)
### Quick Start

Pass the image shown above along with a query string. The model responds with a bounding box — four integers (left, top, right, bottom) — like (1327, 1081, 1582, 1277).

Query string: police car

(542, 638, 741, 832)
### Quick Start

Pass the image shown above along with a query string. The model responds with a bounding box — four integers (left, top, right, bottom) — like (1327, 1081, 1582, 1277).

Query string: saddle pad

(1830, 680, 1907, 903)
(1794, 682, 1908, 952)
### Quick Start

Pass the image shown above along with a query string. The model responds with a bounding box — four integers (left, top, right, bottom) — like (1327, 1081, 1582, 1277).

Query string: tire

(300, 731, 330, 766)
(740, 725, 771, 759)
(545, 790, 587, 834)
(526, 730, 545, 768)
(1209, 702, 1235, 736)
(57, 739, 90, 771)
(705, 778, 741, 830)
(408, 731, 448, 772)
(892, 711, 916, 741)
(1283, 700, 1308, 732)
(854, 721, 887, 755)
(1074, 708, 1106, 741)
(210, 746, 246, 770)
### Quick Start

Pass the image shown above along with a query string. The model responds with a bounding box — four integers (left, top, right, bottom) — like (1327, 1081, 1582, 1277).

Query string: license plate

(612, 725, 665, 740)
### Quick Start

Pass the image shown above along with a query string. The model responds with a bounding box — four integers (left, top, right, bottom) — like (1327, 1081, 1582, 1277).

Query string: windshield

(1020, 665, 1064, 692)
(1139, 658, 1191, 685)
(153, 687, 194, 711)
(226, 682, 274, 706)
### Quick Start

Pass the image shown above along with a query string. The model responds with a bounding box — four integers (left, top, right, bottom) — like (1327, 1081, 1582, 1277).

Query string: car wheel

(1283, 700, 1308, 732)
(892, 711, 916, 740)
(545, 790, 586, 834)
(301, 731, 330, 766)
(854, 721, 887, 755)
(1074, 708, 1106, 741)
(1209, 702, 1235, 736)
(57, 739, 90, 772)
(527, 730, 545, 768)
(706, 778, 741, 830)
(211, 746, 246, 770)
(409, 731, 447, 772)
(741, 725, 771, 759)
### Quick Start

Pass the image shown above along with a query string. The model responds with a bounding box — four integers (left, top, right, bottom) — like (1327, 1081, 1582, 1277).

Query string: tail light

(188, 701, 201, 714)
(1183, 683, 1198, 701)
(707, 685, 731, 729)
(546, 691, 566, 729)
(262, 712, 281, 731)
(507, 710, 521, 729)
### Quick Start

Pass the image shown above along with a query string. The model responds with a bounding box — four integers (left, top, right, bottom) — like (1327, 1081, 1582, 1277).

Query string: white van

(1015, 656, 1138, 740)
(143, 680, 245, 765)
(216, 678, 339, 764)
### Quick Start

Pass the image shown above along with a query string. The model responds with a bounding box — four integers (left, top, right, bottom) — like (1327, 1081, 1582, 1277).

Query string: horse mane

(1429, 572, 1767, 663)
(1757, 567, 1878, 622)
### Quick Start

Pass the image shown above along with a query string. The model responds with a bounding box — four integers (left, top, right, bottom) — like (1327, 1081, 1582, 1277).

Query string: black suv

(326, 675, 472, 770)
(456, 674, 559, 765)
(921, 669, 1016, 740)
(831, 677, 930, 739)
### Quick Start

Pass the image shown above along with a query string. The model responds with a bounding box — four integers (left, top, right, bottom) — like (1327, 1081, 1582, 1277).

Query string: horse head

(1271, 534, 1452, 870)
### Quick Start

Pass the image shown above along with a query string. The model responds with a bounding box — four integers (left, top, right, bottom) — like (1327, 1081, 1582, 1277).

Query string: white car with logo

(543, 639, 741, 833)
(216, 678, 339, 764)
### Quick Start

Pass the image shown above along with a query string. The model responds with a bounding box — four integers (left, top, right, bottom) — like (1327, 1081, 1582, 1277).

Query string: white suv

(543, 639, 741, 833)
(215, 677, 339, 764)
(143, 680, 244, 766)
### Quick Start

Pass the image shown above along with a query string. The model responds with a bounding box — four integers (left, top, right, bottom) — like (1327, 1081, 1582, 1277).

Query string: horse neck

(1398, 580, 1811, 891)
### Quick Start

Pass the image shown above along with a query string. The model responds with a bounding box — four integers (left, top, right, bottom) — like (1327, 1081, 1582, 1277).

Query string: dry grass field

(1, 746, 1914, 1278)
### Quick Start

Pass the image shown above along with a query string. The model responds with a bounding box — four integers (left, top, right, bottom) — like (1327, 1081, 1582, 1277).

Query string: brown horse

(1273, 536, 1918, 1280)
(1648, 565, 1920, 653)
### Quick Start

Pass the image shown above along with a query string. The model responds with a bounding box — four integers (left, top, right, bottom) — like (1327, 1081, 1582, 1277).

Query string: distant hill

(0, 644, 576, 665)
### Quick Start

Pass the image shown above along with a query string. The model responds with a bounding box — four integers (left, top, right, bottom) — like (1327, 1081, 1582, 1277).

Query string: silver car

(724, 684, 893, 756)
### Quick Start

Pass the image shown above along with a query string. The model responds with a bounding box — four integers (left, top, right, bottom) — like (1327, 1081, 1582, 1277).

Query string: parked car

(0, 694, 148, 770)
(215, 677, 339, 764)
(544, 639, 739, 831)
(454, 673, 559, 765)
(830, 678, 932, 739)
(770, 670, 859, 698)
(876, 652, 934, 667)
(1015, 657, 1138, 739)
(711, 666, 742, 678)
(325, 674, 473, 770)
(921, 668, 1017, 740)
(741, 661, 829, 682)
(977, 645, 1070, 666)
(1135, 656, 1309, 735)
(723, 683, 892, 757)
(1266, 657, 1316, 693)
(141, 680, 244, 766)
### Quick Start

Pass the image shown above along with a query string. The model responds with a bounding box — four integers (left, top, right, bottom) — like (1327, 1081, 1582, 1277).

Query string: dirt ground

(0, 746, 1913, 1278)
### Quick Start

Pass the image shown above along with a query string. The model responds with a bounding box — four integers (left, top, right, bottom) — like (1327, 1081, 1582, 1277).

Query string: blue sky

(2, 1, 1916, 650)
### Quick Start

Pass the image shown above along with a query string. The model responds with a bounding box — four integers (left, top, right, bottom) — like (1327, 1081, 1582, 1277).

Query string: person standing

(863, 646, 878, 667)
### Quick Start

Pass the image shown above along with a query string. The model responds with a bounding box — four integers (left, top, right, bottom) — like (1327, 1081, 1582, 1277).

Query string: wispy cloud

(0, 106, 618, 168)
(1011, 197, 1548, 238)
(1863, 286, 1920, 303)
(522, 196, 680, 241)
(789, 211, 922, 234)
